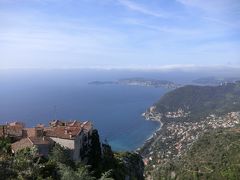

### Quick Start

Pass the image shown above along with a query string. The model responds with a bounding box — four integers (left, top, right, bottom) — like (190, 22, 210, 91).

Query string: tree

(99, 170, 114, 180)
(12, 147, 41, 179)
(49, 144, 73, 167)
(59, 163, 95, 180)
(0, 138, 11, 155)
(0, 138, 15, 179)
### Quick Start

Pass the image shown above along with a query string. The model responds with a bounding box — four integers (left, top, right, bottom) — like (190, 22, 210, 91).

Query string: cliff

(86, 130, 145, 179)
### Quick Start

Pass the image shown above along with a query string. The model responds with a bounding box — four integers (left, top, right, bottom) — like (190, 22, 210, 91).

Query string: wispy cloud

(118, 0, 168, 18)
(176, 0, 240, 12)
(0, 0, 239, 69)
(176, 0, 240, 27)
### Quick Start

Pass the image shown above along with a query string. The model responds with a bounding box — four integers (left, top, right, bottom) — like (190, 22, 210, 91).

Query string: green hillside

(154, 82, 240, 120)
(152, 128, 240, 180)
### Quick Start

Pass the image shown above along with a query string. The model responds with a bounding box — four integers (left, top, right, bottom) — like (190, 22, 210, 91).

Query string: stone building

(45, 120, 93, 161)
(11, 136, 53, 157)
(6, 120, 93, 161)
(0, 122, 25, 140)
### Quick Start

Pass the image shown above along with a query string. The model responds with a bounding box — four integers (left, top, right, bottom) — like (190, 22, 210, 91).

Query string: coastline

(138, 108, 240, 174)
(145, 119, 162, 141)
(136, 111, 164, 152)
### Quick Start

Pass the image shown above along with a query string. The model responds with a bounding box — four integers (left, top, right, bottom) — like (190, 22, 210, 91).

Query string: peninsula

(89, 77, 181, 89)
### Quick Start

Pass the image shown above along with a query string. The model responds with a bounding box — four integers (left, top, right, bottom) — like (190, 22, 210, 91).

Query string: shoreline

(138, 110, 240, 174)
(136, 111, 164, 152)
(145, 119, 162, 141)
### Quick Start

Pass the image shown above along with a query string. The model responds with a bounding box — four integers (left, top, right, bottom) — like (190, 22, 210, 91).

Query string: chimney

(35, 126, 44, 137)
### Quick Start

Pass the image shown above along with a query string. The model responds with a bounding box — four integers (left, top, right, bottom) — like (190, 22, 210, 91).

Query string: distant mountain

(88, 81, 118, 85)
(153, 81, 240, 121)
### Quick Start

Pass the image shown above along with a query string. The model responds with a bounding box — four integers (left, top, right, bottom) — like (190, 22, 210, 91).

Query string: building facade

(3, 120, 93, 161)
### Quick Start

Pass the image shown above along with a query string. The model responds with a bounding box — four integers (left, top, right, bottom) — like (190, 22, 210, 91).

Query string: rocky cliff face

(122, 152, 144, 180)
(101, 144, 144, 180)
(83, 129, 145, 179)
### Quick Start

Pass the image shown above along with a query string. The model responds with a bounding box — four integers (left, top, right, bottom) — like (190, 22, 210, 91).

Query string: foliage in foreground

(0, 135, 144, 180)
(0, 139, 114, 180)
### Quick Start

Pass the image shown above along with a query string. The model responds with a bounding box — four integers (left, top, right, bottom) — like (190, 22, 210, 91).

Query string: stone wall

(50, 137, 74, 149)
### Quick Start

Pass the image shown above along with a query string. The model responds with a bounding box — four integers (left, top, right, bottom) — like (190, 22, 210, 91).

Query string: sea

(0, 69, 206, 151)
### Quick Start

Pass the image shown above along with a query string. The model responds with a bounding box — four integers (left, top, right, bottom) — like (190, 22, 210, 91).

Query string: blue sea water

(0, 69, 171, 151)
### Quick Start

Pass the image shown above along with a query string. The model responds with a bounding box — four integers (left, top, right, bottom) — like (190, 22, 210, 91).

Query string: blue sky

(0, 0, 240, 70)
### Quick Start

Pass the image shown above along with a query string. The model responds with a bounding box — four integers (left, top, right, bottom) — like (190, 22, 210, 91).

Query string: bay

(0, 69, 168, 151)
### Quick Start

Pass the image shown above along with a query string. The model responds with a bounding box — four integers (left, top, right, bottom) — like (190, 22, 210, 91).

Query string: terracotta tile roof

(45, 120, 92, 139)
(81, 121, 93, 132)
(45, 126, 82, 139)
(49, 120, 65, 127)
(66, 120, 81, 127)
(11, 137, 53, 153)
(23, 128, 36, 137)
(6, 120, 92, 141)
(11, 138, 33, 153)
(28, 136, 52, 145)
(7, 125, 23, 137)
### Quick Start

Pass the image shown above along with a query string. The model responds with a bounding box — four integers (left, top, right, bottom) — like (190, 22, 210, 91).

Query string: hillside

(141, 81, 240, 179)
(153, 81, 240, 121)
(151, 128, 240, 180)
(192, 76, 240, 85)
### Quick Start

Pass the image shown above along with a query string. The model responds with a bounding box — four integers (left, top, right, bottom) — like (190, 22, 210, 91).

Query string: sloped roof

(45, 126, 82, 139)
(45, 121, 92, 139)
(23, 128, 36, 137)
(11, 137, 52, 153)
(11, 138, 33, 152)
(29, 137, 52, 145)
(81, 121, 92, 132)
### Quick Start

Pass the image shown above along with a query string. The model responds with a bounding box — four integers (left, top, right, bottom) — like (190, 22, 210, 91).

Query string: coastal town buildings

(141, 111, 240, 169)
(1, 120, 93, 161)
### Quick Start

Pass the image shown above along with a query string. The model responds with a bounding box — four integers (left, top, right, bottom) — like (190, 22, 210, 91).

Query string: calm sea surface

(0, 69, 172, 150)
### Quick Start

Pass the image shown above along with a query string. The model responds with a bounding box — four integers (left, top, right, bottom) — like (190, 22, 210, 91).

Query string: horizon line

(1, 64, 240, 71)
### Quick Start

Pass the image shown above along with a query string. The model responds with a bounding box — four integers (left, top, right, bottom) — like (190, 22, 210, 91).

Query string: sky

(0, 0, 240, 70)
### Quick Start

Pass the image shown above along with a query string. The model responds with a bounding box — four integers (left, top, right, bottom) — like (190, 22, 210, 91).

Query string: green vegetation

(143, 81, 240, 179)
(151, 128, 240, 180)
(0, 139, 114, 180)
(89, 77, 179, 89)
(192, 77, 240, 85)
(154, 82, 240, 121)
(0, 131, 144, 180)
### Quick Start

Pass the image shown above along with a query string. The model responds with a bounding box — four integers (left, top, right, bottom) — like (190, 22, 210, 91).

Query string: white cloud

(2, 64, 240, 75)
(0, 0, 239, 69)
(118, 0, 169, 18)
